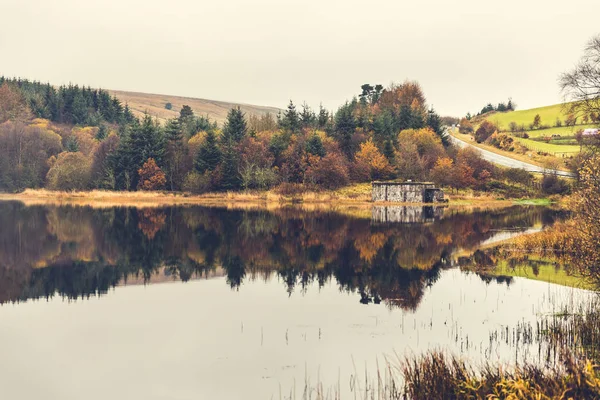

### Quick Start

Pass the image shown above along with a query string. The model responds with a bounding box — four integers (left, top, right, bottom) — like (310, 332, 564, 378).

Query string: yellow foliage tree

(354, 139, 392, 181)
(430, 157, 454, 188)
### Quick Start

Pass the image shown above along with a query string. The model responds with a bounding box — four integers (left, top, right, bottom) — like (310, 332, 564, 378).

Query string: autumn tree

(533, 114, 541, 129)
(304, 152, 349, 189)
(46, 152, 92, 190)
(458, 118, 474, 134)
(430, 157, 454, 188)
(353, 139, 392, 181)
(0, 83, 30, 123)
(0, 122, 62, 190)
(474, 120, 497, 142)
(90, 134, 120, 189)
(137, 158, 166, 191)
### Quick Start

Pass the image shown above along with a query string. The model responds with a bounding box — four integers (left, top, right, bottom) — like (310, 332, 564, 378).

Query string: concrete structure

(372, 181, 445, 203)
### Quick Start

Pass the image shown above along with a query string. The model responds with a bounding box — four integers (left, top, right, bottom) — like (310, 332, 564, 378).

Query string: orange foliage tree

(353, 139, 392, 181)
(137, 158, 166, 191)
(430, 157, 454, 188)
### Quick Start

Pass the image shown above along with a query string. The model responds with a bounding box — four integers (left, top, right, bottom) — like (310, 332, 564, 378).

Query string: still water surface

(0, 203, 590, 399)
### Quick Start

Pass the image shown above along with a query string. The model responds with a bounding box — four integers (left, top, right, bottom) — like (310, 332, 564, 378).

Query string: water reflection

(0, 202, 565, 309)
(372, 205, 444, 223)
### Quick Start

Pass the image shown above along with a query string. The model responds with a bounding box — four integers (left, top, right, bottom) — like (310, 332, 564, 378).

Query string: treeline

(0, 76, 137, 126)
(0, 78, 534, 194)
(473, 98, 515, 117)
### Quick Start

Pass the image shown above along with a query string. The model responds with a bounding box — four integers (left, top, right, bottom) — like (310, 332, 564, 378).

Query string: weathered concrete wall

(372, 206, 444, 223)
(372, 182, 441, 203)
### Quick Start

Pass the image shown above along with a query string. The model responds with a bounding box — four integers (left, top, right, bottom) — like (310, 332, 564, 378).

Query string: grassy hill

(483, 103, 569, 130)
(478, 102, 598, 157)
(109, 90, 282, 126)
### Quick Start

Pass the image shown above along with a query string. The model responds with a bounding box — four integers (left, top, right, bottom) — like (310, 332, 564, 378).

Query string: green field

(514, 137, 580, 155)
(517, 124, 596, 138)
(484, 103, 573, 131)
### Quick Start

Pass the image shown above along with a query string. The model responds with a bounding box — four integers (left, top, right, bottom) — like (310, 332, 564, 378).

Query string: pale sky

(2, 0, 599, 116)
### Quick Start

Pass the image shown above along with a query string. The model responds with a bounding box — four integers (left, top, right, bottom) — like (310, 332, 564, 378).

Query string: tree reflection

(0, 202, 565, 311)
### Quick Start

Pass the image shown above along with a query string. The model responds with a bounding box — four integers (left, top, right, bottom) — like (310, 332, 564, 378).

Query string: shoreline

(0, 188, 543, 210)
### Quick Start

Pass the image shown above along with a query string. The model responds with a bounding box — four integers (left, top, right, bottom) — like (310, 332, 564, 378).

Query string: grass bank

(0, 186, 538, 209)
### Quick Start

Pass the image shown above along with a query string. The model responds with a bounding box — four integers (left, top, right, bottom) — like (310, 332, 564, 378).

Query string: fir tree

(300, 102, 316, 129)
(317, 104, 329, 129)
(306, 133, 326, 157)
(383, 140, 395, 164)
(65, 136, 79, 152)
(165, 118, 183, 142)
(220, 144, 241, 191)
(96, 124, 108, 141)
(221, 107, 247, 143)
(280, 100, 301, 133)
(71, 90, 88, 125)
(427, 108, 449, 146)
(195, 130, 221, 173)
(334, 102, 356, 158)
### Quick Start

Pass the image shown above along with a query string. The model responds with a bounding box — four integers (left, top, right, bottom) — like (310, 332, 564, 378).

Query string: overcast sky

(2, 0, 599, 116)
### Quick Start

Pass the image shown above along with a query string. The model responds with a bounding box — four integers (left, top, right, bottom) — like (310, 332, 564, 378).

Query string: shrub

(182, 171, 211, 194)
(274, 182, 307, 196)
(165, 102, 172, 110)
(555, 117, 563, 127)
(503, 168, 533, 185)
(474, 120, 497, 143)
(541, 174, 570, 195)
(304, 152, 349, 189)
(240, 164, 279, 190)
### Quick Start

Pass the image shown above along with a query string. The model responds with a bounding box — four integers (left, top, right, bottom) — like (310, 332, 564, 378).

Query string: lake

(0, 202, 591, 399)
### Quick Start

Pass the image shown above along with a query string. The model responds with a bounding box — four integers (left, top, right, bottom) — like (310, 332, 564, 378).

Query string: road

(449, 134, 576, 178)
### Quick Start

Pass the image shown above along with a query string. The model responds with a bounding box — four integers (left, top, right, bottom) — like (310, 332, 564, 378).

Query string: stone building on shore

(372, 181, 445, 203)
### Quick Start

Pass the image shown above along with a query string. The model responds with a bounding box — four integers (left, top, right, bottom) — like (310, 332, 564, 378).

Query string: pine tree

(179, 105, 194, 122)
(164, 118, 186, 190)
(165, 118, 183, 142)
(195, 130, 221, 173)
(334, 102, 356, 158)
(317, 104, 329, 129)
(221, 107, 247, 143)
(71, 90, 88, 125)
(65, 136, 79, 152)
(383, 140, 395, 164)
(300, 102, 316, 129)
(427, 108, 449, 146)
(220, 144, 241, 191)
(306, 133, 326, 157)
(117, 114, 166, 188)
(280, 100, 301, 133)
(398, 105, 412, 131)
(96, 124, 108, 141)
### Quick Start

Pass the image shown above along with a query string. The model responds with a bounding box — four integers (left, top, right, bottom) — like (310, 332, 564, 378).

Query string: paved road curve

(449, 134, 576, 178)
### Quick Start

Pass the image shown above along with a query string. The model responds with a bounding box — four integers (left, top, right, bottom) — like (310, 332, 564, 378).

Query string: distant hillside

(109, 89, 282, 126)
(482, 103, 571, 131)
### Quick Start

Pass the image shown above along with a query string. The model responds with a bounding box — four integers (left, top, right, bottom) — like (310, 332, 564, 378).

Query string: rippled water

(0, 202, 589, 399)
